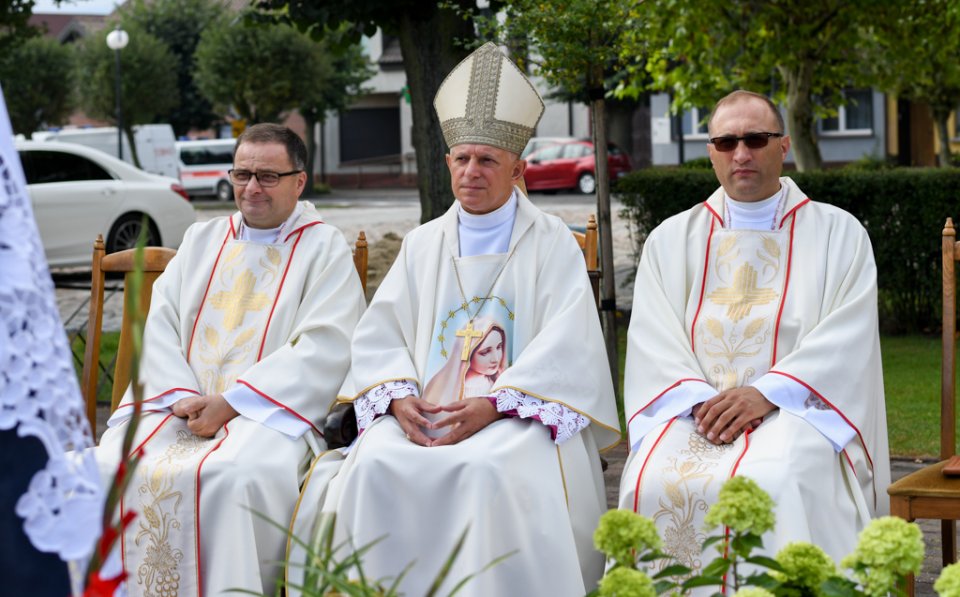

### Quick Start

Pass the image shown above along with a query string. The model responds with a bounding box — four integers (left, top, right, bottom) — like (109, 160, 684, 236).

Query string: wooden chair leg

(943, 519, 957, 567)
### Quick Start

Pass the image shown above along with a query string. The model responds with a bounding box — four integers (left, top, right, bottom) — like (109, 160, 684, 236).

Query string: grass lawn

(77, 328, 950, 459)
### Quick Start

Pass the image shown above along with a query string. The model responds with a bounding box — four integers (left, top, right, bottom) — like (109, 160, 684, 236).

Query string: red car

(523, 141, 632, 194)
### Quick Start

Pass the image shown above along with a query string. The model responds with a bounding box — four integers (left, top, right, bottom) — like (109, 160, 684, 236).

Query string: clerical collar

(724, 187, 785, 231)
(457, 189, 518, 257)
(238, 201, 304, 243)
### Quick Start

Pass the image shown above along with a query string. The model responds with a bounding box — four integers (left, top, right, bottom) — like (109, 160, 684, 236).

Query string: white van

(176, 138, 236, 201)
(42, 124, 179, 180)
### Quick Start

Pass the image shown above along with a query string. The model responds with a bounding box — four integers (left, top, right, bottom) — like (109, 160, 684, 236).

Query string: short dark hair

(234, 123, 307, 171)
(708, 90, 785, 135)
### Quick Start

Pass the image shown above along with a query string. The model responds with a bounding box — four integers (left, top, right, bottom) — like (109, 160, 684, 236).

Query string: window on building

(820, 89, 874, 135)
(339, 107, 402, 163)
(681, 107, 711, 138)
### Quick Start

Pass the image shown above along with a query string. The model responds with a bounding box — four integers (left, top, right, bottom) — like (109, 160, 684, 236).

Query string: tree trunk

(781, 62, 822, 171)
(932, 106, 953, 167)
(303, 111, 318, 195)
(396, 8, 474, 223)
(589, 63, 619, 389)
(606, 97, 638, 166)
(123, 125, 141, 169)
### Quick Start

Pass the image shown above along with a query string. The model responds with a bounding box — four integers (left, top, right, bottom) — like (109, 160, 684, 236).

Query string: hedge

(615, 168, 960, 333)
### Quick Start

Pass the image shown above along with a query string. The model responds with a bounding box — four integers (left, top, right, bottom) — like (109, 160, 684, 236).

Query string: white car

(176, 138, 236, 201)
(16, 140, 196, 268)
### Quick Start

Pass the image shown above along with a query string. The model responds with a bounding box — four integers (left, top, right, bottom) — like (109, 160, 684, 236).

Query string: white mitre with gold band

(434, 41, 545, 155)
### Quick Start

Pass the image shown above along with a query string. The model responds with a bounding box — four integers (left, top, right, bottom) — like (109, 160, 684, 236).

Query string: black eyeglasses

(228, 169, 301, 187)
(708, 132, 783, 152)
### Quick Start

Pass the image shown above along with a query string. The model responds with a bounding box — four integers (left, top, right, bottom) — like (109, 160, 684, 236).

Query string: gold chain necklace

(449, 242, 518, 361)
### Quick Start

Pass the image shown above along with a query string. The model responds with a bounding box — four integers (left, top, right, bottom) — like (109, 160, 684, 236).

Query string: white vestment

(95, 202, 365, 597)
(290, 192, 620, 596)
(618, 177, 890, 578)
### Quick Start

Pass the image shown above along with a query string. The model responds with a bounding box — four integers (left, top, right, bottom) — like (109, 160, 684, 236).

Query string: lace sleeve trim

(492, 388, 589, 445)
(355, 380, 420, 433)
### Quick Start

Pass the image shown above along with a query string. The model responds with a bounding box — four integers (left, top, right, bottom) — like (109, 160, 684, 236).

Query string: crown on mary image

(433, 42, 545, 156)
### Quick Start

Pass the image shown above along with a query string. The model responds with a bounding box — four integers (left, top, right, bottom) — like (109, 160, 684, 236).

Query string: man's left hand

(171, 394, 239, 438)
(429, 398, 505, 447)
(693, 387, 776, 445)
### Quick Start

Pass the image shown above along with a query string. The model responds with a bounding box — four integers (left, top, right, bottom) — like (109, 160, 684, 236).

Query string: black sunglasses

(708, 132, 783, 152)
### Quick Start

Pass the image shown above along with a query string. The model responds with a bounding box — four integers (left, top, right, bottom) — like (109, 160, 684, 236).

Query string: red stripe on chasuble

(627, 378, 706, 425)
(718, 427, 754, 595)
(119, 413, 177, 579)
(777, 198, 810, 230)
(193, 422, 231, 597)
(236, 379, 322, 436)
(771, 212, 797, 365)
(283, 220, 322, 243)
(115, 387, 200, 411)
(186, 223, 234, 362)
(690, 216, 719, 353)
(257, 227, 306, 360)
(631, 417, 677, 513)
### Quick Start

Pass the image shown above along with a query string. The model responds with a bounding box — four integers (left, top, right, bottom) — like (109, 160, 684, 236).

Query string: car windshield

(180, 145, 234, 166)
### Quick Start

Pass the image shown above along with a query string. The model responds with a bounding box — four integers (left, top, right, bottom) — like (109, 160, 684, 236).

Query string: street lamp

(105, 26, 129, 160)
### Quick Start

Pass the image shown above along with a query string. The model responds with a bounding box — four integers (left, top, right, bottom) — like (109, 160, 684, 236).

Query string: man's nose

(246, 175, 264, 191)
(463, 157, 481, 176)
(732, 141, 752, 162)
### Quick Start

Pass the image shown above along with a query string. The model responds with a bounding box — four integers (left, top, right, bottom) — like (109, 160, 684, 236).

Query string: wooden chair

(81, 231, 371, 433)
(888, 217, 960, 596)
(572, 214, 601, 308)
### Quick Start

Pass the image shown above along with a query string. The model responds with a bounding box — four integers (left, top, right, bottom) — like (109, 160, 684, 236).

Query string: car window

(20, 150, 113, 184)
(562, 144, 590, 159)
(607, 144, 622, 155)
(180, 145, 234, 166)
(533, 144, 564, 161)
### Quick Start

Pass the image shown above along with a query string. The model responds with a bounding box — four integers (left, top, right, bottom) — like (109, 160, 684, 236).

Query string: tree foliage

(0, 36, 73, 136)
(194, 19, 320, 125)
(0, 0, 38, 56)
(119, 0, 228, 137)
(74, 23, 179, 167)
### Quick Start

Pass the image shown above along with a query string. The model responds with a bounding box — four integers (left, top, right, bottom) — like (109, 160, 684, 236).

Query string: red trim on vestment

(771, 213, 797, 364)
(283, 220, 322, 243)
(186, 224, 233, 361)
(627, 378, 706, 425)
(704, 201, 724, 227)
(719, 427, 754, 595)
(236, 379, 322, 436)
(842, 449, 857, 479)
(690, 217, 718, 353)
(194, 422, 230, 597)
(115, 387, 200, 411)
(778, 198, 810, 230)
(256, 228, 305, 360)
(632, 417, 677, 512)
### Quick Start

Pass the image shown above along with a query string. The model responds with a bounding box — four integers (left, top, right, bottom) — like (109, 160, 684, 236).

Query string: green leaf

(653, 564, 693, 578)
(745, 555, 784, 572)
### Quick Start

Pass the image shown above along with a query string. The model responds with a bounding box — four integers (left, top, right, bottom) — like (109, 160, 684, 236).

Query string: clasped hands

(171, 394, 239, 438)
(390, 394, 504, 447)
(692, 386, 777, 445)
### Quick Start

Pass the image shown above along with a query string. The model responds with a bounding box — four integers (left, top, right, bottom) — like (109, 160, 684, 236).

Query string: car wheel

(216, 180, 233, 202)
(106, 214, 160, 253)
(578, 172, 596, 194)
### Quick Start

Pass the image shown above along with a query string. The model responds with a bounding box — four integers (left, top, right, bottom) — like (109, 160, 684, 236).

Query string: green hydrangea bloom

(597, 567, 656, 597)
(703, 476, 775, 535)
(773, 542, 835, 593)
(841, 516, 924, 596)
(935, 562, 960, 597)
(733, 588, 775, 597)
(593, 509, 661, 568)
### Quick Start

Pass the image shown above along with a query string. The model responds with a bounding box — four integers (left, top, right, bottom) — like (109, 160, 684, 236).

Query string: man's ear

(512, 159, 527, 180)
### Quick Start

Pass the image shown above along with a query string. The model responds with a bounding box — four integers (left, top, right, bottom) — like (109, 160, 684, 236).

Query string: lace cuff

(355, 380, 420, 433)
(491, 388, 589, 445)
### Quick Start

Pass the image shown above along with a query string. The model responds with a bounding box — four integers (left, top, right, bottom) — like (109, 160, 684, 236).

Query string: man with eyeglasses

(95, 123, 365, 596)
(618, 90, 889, 577)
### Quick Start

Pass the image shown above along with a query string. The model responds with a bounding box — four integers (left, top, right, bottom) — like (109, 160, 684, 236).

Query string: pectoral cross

(209, 270, 271, 331)
(456, 320, 484, 361)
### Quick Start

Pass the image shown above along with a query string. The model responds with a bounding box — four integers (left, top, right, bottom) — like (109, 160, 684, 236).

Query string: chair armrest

(324, 402, 358, 449)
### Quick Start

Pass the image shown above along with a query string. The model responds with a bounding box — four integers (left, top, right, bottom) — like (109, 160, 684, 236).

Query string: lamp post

(105, 26, 129, 160)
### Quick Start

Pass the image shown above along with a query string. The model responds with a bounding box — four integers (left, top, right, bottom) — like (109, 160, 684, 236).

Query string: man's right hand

(389, 394, 441, 447)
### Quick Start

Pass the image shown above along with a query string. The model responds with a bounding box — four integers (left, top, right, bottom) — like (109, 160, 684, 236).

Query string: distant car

(520, 136, 576, 159)
(523, 140, 632, 194)
(16, 140, 196, 268)
(176, 138, 236, 201)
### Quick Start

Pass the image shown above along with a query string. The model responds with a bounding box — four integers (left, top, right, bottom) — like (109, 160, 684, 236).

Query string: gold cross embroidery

(456, 321, 485, 361)
(208, 270, 271, 331)
(707, 263, 777, 323)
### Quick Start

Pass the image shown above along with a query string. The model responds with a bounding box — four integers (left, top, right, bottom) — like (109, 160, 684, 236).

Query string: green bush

(616, 168, 960, 333)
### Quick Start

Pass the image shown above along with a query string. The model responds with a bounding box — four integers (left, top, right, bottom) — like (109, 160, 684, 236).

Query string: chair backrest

(354, 230, 368, 295)
(81, 235, 176, 431)
(571, 214, 601, 308)
(942, 218, 960, 460)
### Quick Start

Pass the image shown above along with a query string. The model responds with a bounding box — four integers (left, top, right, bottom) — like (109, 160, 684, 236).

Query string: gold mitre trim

(434, 42, 545, 155)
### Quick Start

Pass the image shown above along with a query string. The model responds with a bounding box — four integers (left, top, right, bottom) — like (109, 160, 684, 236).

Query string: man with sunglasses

(618, 90, 890, 576)
(95, 123, 365, 596)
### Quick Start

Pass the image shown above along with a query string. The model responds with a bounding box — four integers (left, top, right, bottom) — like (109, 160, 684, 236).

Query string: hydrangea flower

(597, 567, 656, 597)
(593, 509, 661, 568)
(732, 588, 775, 597)
(841, 516, 924, 596)
(773, 541, 835, 593)
(703, 476, 775, 535)
(935, 562, 960, 597)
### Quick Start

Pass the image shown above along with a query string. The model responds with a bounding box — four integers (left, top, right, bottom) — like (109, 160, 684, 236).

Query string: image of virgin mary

(422, 316, 509, 407)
